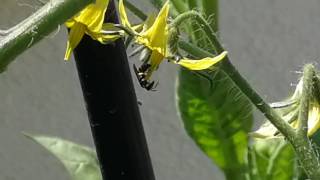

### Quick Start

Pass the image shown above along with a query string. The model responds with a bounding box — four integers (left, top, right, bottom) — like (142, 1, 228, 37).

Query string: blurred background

(0, 0, 319, 179)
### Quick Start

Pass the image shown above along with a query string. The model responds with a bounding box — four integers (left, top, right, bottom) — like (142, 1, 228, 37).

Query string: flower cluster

(64, 0, 228, 90)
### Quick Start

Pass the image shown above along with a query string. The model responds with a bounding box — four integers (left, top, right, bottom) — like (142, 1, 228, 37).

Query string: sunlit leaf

(176, 69, 253, 179)
(25, 134, 102, 180)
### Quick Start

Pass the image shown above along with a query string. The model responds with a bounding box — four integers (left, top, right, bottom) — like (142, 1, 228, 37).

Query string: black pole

(73, 1, 155, 180)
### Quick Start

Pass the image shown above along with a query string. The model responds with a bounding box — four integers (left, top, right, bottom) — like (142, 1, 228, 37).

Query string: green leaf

(25, 134, 102, 180)
(250, 139, 295, 180)
(176, 68, 253, 179)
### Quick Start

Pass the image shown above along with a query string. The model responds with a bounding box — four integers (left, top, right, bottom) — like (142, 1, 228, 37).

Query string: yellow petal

(307, 102, 320, 136)
(70, 0, 109, 33)
(65, 19, 75, 28)
(119, 0, 132, 28)
(177, 51, 228, 70)
(136, 1, 170, 57)
(64, 23, 86, 60)
(146, 50, 165, 79)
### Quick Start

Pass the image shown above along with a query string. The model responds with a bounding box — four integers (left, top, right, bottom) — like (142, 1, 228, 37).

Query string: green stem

(178, 40, 296, 139)
(297, 64, 314, 136)
(174, 13, 294, 138)
(178, 40, 320, 179)
(0, 0, 93, 72)
(220, 59, 296, 139)
(178, 40, 212, 57)
(293, 64, 320, 179)
(291, 137, 320, 179)
(171, 11, 223, 54)
(202, 0, 218, 32)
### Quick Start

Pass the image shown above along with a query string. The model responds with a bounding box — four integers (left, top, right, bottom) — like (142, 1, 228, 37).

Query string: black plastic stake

(73, 1, 155, 180)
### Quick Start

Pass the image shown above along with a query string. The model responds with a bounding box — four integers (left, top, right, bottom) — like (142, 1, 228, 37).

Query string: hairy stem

(297, 64, 314, 136)
(173, 12, 295, 138)
(291, 137, 320, 179)
(293, 64, 320, 179)
(0, 0, 93, 72)
(202, 0, 218, 32)
(171, 11, 223, 53)
(221, 59, 297, 139)
(179, 40, 295, 139)
(178, 40, 320, 179)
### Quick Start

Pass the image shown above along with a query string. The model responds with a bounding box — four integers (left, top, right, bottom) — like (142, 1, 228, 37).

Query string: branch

(0, 0, 94, 72)
(297, 64, 314, 136)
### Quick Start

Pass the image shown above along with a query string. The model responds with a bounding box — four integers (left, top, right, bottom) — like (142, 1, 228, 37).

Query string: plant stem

(293, 64, 320, 179)
(0, 0, 93, 72)
(171, 11, 223, 54)
(179, 40, 295, 138)
(202, 0, 218, 32)
(178, 40, 320, 179)
(297, 64, 314, 136)
(220, 59, 297, 139)
(291, 137, 320, 179)
(173, 12, 294, 138)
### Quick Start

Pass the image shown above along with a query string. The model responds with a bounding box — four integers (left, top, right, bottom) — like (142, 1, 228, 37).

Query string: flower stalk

(170, 11, 223, 54)
(293, 64, 320, 179)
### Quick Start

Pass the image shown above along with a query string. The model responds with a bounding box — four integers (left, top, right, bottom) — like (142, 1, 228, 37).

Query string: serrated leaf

(25, 134, 102, 180)
(250, 139, 295, 180)
(176, 68, 253, 179)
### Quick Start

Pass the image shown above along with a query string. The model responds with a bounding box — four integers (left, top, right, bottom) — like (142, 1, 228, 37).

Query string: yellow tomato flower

(135, 1, 169, 57)
(64, 0, 111, 60)
(176, 51, 228, 70)
(119, 0, 169, 78)
(119, 0, 226, 79)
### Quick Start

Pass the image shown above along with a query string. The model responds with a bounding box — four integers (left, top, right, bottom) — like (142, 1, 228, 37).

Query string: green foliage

(176, 68, 253, 179)
(25, 134, 102, 180)
(248, 139, 296, 180)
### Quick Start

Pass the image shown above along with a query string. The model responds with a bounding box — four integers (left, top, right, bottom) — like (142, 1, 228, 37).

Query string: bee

(133, 64, 158, 91)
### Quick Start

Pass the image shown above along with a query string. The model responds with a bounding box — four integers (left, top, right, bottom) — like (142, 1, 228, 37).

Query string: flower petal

(146, 50, 165, 79)
(136, 1, 170, 56)
(70, 0, 109, 33)
(176, 51, 228, 70)
(119, 0, 132, 29)
(307, 102, 320, 136)
(64, 23, 86, 60)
